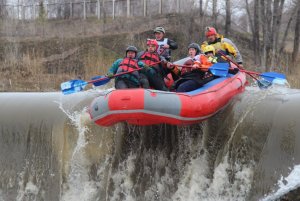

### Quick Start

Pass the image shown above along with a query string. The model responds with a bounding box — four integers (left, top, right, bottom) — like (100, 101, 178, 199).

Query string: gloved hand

(238, 64, 244, 68)
(229, 68, 239, 74)
(166, 62, 174, 69)
(106, 72, 114, 78)
(143, 64, 151, 70)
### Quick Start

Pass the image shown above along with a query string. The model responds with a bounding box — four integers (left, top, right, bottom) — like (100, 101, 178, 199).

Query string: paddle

(217, 51, 287, 88)
(91, 60, 163, 86)
(61, 68, 144, 95)
(61, 60, 164, 94)
(171, 62, 230, 77)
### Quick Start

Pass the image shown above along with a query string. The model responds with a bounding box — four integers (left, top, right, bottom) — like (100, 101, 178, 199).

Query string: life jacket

(208, 56, 218, 63)
(193, 55, 213, 72)
(116, 57, 140, 79)
(156, 38, 171, 59)
(139, 51, 161, 69)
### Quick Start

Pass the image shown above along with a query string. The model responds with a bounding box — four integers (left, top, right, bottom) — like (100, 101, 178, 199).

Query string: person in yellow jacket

(201, 27, 243, 66)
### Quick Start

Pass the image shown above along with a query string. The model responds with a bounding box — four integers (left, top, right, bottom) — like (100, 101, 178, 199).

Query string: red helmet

(205, 27, 217, 37)
(147, 39, 158, 50)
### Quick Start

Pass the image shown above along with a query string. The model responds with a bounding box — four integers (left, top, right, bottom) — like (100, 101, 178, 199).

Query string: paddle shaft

(92, 48, 166, 84)
(171, 64, 212, 70)
(217, 51, 259, 81)
(90, 60, 163, 84)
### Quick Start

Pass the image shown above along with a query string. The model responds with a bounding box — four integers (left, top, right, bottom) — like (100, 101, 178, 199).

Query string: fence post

(33, 4, 36, 20)
(83, 0, 86, 19)
(70, 2, 72, 18)
(22, 4, 25, 20)
(127, 0, 130, 18)
(177, 0, 180, 13)
(45, 3, 48, 19)
(12, 6, 19, 20)
(97, 0, 100, 19)
(159, 0, 162, 14)
(143, 0, 146, 16)
(112, 0, 115, 19)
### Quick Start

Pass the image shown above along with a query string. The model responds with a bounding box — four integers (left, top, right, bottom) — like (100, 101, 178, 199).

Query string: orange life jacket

(139, 51, 160, 67)
(193, 55, 213, 71)
(116, 57, 140, 78)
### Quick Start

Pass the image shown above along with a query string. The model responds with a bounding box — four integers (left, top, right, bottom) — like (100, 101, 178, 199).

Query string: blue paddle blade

(209, 62, 229, 77)
(91, 75, 111, 86)
(257, 79, 272, 89)
(257, 72, 287, 89)
(61, 79, 88, 95)
(260, 72, 286, 82)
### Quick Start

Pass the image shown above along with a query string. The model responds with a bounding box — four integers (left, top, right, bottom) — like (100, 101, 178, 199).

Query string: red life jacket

(116, 57, 140, 79)
(139, 51, 160, 67)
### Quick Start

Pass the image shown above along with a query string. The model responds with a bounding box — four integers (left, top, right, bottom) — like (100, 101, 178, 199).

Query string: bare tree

(0, 0, 7, 19)
(270, 0, 285, 68)
(279, 4, 297, 54)
(212, 0, 218, 28)
(245, 0, 260, 64)
(225, 0, 231, 35)
(199, 0, 203, 17)
(292, 0, 300, 62)
(259, 0, 285, 71)
(253, 0, 260, 64)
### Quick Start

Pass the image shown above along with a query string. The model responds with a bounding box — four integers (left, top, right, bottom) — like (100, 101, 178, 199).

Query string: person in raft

(153, 26, 178, 62)
(203, 45, 239, 74)
(187, 42, 201, 61)
(137, 39, 172, 91)
(167, 44, 215, 92)
(106, 45, 150, 89)
(201, 26, 243, 67)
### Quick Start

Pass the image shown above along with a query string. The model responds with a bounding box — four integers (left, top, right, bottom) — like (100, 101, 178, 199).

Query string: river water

(0, 85, 300, 201)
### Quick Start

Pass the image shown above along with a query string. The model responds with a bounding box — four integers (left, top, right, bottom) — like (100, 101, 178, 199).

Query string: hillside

(0, 14, 298, 92)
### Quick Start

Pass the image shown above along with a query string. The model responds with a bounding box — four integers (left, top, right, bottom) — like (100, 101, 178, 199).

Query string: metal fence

(0, 0, 196, 21)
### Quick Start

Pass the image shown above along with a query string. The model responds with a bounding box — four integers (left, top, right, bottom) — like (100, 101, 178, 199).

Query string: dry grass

(0, 36, 118, 92)
(0, 14, 299, 91)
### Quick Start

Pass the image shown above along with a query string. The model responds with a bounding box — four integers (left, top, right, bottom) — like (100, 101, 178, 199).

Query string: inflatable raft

(89, 71, 247, 126)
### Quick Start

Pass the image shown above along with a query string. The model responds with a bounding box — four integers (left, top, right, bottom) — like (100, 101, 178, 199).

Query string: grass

(0, 15, 299, 91)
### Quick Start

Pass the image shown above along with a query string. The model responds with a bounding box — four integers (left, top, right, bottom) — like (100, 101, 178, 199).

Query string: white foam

(172, 154, 253, 201)
(260, 164, 300, 201)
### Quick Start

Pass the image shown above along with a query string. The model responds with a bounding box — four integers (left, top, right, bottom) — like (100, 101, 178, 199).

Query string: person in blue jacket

(106, 46, 149, 89)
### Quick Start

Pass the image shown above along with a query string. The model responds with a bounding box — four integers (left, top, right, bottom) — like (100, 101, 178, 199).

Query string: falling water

(1, 85, 300, 201)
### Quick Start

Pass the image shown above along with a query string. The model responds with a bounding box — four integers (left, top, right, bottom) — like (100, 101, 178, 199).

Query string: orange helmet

(205, 27, 217, 37)
(147, 39, 159, 50)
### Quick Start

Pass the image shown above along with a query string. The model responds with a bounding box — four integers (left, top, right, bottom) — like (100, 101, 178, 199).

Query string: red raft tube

(89, 72, 247, 126)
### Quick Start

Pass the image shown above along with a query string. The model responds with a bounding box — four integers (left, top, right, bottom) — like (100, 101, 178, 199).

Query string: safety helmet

(205, 26, 217, 37)
(146, 39, 159, 50)
(188, 43, 201, 55)
(153, 26, 165, 34)
(203, 45, 215, 55)
(126, 45, 138, 54)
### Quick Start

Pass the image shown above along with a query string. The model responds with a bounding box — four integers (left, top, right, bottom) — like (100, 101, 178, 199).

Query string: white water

(261, 164, 300, 201)
(2, 85, 300, 200)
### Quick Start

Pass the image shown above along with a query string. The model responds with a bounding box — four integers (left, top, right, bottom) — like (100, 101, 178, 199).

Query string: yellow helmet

(203, 45, 215, 55)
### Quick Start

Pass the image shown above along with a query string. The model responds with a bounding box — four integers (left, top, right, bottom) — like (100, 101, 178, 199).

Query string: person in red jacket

(137, 39, 172, 91)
